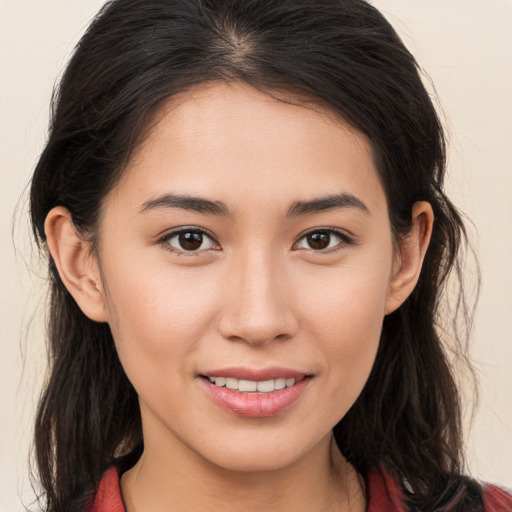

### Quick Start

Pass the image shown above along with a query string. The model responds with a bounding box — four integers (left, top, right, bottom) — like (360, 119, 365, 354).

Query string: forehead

(108, 81, 386, 217)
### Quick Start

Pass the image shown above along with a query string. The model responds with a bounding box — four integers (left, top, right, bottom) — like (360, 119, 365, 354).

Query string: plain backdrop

(1, 0, 511, 510)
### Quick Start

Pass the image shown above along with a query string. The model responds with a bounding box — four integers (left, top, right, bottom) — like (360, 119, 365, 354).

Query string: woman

(29, 0, 512, 511)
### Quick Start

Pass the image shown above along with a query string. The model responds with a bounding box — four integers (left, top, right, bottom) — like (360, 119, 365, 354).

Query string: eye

(160, 228, 218, 254)
(294, 229, 351, 252)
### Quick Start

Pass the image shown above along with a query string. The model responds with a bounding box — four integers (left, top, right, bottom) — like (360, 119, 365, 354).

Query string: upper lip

(201, 367, 308, 381)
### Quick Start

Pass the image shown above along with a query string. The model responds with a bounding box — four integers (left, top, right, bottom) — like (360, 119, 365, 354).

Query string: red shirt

(90, 465, 512, 512)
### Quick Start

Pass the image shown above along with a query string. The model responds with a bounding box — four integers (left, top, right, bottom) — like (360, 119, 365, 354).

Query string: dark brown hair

(30, 1, 479, 510)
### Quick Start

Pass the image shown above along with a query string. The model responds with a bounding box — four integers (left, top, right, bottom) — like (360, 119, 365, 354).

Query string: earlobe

(44, 206, 109, 323)
(385, 201, 434, 315)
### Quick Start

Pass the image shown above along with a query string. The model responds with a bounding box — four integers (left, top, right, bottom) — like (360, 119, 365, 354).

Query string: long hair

(30, 1, 478, 510)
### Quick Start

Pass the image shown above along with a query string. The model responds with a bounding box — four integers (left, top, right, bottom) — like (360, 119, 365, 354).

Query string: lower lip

(200, 377, 311, 418)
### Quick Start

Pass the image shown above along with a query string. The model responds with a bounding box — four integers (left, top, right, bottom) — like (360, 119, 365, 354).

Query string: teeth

(207, 376, 297, 393)
(256, 380, 274, 392)
(226, 378, 238, 390)
(239, 380, 257, 392)
(214, 377, 225, 386)
(274, 378, 286, 390)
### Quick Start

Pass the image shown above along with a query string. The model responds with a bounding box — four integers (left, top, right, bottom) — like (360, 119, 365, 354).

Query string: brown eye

(164, 229, 217, 253)
(179, 232, 204, 251)
(306, 231, 331, 250)
(294, 229, 351, 252)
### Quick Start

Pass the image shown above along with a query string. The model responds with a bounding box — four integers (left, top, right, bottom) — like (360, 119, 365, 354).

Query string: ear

(385, 201, 434, 315)
(44, 206, 109, 322)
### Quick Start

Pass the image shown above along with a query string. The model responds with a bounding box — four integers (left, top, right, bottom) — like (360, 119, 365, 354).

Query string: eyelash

(157, 227, 354, 256)
(158, 227, 220, 256)
(293, 228, 354, 253)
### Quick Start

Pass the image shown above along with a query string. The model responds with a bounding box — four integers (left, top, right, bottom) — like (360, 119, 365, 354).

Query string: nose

(217, 247, 299, 346)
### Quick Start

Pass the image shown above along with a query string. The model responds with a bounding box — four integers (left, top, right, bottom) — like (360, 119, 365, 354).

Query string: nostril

(217, 312, 299, 347)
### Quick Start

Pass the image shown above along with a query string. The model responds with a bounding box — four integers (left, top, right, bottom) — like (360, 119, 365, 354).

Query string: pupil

(308, 232, 330, 250)
(179, 232, 203, 250)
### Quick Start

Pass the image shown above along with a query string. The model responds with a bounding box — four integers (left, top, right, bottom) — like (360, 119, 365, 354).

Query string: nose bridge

(218, 243, 298, 345)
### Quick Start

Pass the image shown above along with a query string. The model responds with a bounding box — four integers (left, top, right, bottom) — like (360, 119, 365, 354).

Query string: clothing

(89, 465, 512, 512)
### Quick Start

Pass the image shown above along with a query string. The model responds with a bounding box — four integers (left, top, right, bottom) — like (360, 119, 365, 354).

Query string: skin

(45, 82, 433, 511)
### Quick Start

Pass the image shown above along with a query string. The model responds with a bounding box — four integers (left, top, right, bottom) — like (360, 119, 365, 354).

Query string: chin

(194, 430, 327, 474)
(208, 450, 300, 474)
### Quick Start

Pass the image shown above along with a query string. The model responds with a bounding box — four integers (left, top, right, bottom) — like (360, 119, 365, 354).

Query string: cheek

(300, 258, 392, 413)
(303, 255, 391, 343)
(101, 252, 222, 381)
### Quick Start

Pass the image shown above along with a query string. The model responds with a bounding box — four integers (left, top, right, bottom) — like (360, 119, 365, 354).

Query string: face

(96, 82, 398, 472)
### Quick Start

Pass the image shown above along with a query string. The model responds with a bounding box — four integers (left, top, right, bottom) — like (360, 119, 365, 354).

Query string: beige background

(1, 0, 511, 510)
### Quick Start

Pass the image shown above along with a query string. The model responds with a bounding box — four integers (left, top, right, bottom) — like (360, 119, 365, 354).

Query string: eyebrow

(140, 192, 369, 217)
(286, 193, 369, 217)
(140, 194, 232, 216)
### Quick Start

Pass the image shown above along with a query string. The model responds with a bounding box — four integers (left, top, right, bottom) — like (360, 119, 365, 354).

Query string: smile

(206, 376, 298, 393)
(200, 370, 311, 418)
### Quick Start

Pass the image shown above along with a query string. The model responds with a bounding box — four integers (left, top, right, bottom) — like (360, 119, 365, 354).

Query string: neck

(121, 434, 365, 512)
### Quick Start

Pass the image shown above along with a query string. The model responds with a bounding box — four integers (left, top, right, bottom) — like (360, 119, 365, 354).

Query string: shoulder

(367, 465, 512, 512)
(482, 483, 512, 512)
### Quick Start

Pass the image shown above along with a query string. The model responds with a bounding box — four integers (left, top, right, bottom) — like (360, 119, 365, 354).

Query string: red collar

(90, 466, 125, 512)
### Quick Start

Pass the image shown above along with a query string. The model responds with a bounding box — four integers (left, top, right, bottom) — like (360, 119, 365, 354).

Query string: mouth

(202, 375, 303, 393)
(199, 369, 312, 418)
